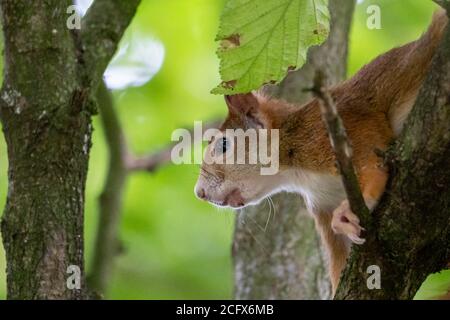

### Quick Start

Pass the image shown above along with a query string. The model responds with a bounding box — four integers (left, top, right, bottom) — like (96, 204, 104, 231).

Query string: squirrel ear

(224, 93, 259, 114)
(224, 93, 265, 128)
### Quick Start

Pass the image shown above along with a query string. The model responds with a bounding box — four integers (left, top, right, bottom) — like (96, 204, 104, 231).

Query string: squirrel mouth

(223, 188, 246, 208)
(207, 189, 246, 209)
(196, 186, 246, 208)
(209, 199, 246, 209)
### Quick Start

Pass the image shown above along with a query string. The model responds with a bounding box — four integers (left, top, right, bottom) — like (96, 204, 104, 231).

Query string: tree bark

(232, 0, 356, 300)
(335, 11, 450, 299)
(0, 0, 140, 299)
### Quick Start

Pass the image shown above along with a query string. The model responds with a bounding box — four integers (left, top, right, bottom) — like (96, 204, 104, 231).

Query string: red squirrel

(195, 11, 448, 293)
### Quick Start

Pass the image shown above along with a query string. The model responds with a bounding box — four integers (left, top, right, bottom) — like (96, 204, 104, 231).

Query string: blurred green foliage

(0, 0, 448, 299)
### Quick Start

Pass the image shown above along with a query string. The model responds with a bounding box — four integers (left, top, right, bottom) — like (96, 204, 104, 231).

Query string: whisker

(200, 167, 216, 178)
(263, 198, 272, 232)
(240, 218, 269, 256)
(199, 171, 210, 180)
(246, 213, 266, 233)
(268, 196, 277, 221)
(212, 168, 226, 175)
(200, 167, 222, 184)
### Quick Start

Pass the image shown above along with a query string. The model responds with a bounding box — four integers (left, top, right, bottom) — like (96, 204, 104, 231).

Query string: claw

(332, 200, 366, 245)
(348, 234, 366, 245)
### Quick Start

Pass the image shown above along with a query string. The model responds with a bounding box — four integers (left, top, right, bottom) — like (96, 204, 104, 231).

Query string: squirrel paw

(332, 200, 366, 245)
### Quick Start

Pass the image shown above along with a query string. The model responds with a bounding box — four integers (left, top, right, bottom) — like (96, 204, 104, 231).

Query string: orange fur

(314, 212, 350, 293)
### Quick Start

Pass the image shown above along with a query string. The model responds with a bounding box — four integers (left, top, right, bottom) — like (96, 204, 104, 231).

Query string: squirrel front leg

(331, 155, 389, 244)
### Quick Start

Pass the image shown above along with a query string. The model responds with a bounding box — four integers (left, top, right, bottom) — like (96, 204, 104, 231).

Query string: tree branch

(311, 71, 371, 228)
(88, 82, 128, 296)
(127, 121, 221, 172)
(335, 11, 450, 300)
(81, 0, 142, 88)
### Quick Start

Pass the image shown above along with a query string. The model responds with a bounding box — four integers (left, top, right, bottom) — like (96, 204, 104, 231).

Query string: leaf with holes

(212, 0, 330, 95)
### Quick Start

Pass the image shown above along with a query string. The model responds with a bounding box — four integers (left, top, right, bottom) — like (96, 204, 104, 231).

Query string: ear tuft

(252, 89, 269, 103)
(224, 93, 259, 115)
(224, 93, 266, 128)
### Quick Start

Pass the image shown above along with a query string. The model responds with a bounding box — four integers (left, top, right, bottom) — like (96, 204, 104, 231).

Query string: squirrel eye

(215, 137, 229, 155)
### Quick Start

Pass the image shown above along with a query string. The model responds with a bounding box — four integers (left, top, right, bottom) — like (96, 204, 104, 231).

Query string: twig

(88, 82, 128, 296)
(126, 120, 222, 172)
(127, 149, 173, 172)
(311, 70, 371, 227)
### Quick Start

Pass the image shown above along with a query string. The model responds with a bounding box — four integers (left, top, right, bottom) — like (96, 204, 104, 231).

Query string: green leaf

(212, 0, 330, 95)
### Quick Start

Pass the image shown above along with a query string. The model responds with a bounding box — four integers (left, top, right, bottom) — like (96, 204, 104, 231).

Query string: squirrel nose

(196, 188, 207, 200)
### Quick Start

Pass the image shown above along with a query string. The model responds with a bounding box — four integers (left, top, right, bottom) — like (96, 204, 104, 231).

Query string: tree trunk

(232, 0, 356, 300)
(0, 0, 90, 299)
(0, 0, 140, 299)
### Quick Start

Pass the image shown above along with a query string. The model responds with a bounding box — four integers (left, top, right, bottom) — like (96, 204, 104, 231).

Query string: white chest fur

(281, 169, 346, 213)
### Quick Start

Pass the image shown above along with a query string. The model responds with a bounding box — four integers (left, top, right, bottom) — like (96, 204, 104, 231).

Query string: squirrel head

(194, 92, 288, 209)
